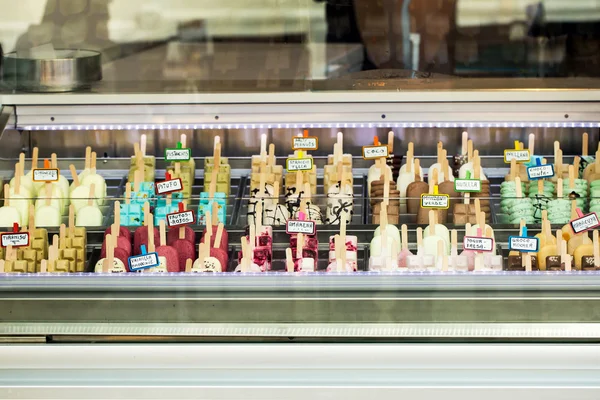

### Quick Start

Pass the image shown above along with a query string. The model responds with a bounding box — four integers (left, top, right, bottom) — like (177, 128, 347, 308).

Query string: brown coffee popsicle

(406, 158, 428, 215)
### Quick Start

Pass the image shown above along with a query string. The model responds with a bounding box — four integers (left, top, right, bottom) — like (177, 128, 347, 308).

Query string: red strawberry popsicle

(166, 203, 196, 245)
(101, 223, 132, 267)
(157, 219, 180, 272)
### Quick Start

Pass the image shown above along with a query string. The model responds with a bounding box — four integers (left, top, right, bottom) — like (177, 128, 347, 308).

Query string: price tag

(362, 145, 389, 160)
(155, 178, 183, 195)
(570, 211, 600, 234)
(32, 168, 59, 182)
(527, 164, 554, 180)
(420, 194, 450, 209)
(166, 210, 196, 227)
(128, 252, 160, 272)
(1, 232, 29, 248)
(165, 142, 191, 161)
(508, 236, 539, 252)
(286, 219, 316, 235)
(292, 136, 318, 151)
(454, 179, 482, 193)
(463, 236, 494, 252)
(286, 157, 313, 172)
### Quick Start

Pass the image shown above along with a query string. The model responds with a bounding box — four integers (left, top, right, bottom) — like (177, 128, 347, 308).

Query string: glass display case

(2, 1, 600, 399)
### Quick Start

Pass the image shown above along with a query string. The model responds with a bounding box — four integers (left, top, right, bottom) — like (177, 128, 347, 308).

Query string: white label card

(286, 158, 313, 172)
(128, 252, 160, 271)
(165, 148, 191, 161)
(508, 236, 539, 252)
(32, 169, 59, 182)
(420, 194, 450, 209)
(463, 236, 494, 252)
(167, 210, 195, 227)
(286, 220, 316, 235)
(570, 212, 600, 234)
(454, 179, 482, 192)
(292, 137, 318, 150)
(155, 178, 183, 195)
(1, 232, 29, 248)
(504, 149, 531, 163)
(527, 164, 554, 180)
(362, 145, 389, 160)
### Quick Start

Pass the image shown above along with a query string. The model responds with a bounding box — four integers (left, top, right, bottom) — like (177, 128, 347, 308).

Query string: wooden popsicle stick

(91, 152, 97, 174)
(87, 183, 95, 207)
(286, 248, 294, 273)
(465, 223, 472, 237)
(268, 143, 276, 167)
(85, 146, 91, 170)
(211, 202, 218, 225)
(380, 203, 388, 234)
(185, 258, 192, 273)
(437, 141, 443, 166)
(51, 153, 58, 171)
(387, 131, 394, 153)
(461, 131, 468, 155)
(214, 142, 221, 170)
(583, 132, 589, 156)
(159, 220, 167, 247)
(104, 234, 113, 273)
(209, 170, 217, 199)
(14, 163, 20, 196)
(414, 159, 421, 181)
(451, 229, 458, 257)
(256, 202, 263, 236)
(134, 170, 141, 192)
(467, 140, 473, 162)
(557, 178, 563, 198)
(473, 151, 481, 180)
(569, 165, 575, 189)
(31, 147, 39, 171)
(69, 165, 79, 187)
(45, 182, 51, 206)
(3, 183, 10, 207)
(125, 183, 131, 205)
(334, 234, 341, 266)
(140, 134, 147, 157)
(416, 227, 423, 255)
(180, 133, 187, 149)
(429, 210, 436, 235)
(206, 209, 213, 241)
(528, 133, 535, 155)
(114, 201, 121, 232)
(68, 204, 75, 237)
(59, 224, 66, 249)
(214, 223, 224, 249)
(147, 212, 155, 252)
(401, 224, 408, 251)
(562, 240, 571, 271)
(556, 148, 563, 175)
(249, 224, 256, 251)
(28, 205, 35, 235)
(19, 153, 25, 178)
(407, 143, 413, 174)
(525, 253, 532, 272)
(515, 177, 523, 198)
(510, 158, 516, 181)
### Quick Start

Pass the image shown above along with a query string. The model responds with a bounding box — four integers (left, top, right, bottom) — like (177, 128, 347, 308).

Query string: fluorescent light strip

(20, 122, 600, 130)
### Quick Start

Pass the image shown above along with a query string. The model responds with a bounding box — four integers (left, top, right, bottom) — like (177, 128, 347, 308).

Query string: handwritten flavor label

(504, 149, 530, 163)
(32, 169, 59, 182)
(292, 137, 318, 151)
(286, 220, 316, 235)
(164, 148, 191, 161)
(1, 232, 29, 248)
(166, 210, 195, 227)
(527, 164, 554, 180)
(155, 178, 183, 195)
(420, 194, 450, 209)
(128, 252, 160, 272)
(570, 212, 600, 234)
(454, 179, 482, 193)
(463, 236, 494, 252)
(508, 236, 539, 252)
(362, 145, 389, 160)
(286, 158, 313, 172)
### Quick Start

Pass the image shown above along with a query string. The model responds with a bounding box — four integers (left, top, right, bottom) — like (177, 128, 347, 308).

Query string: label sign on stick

(504, 149, 530, 163)
(164, 142, 191, 162)
(166, 210, 195, 228)
(155, 178, 183, 195)
(286, 219, 316, 235)
(527, 163, 554, 180)
(570, 209, 600, 234)
(128, 252, 160, 272)
(362, 145, 389, 160)
(420, 194, 450, 209)
(463, 236, 494, 252)
(1, 232, 29, 248)
(509, 236, 539, 252)
(286, 157, 313, 172)
(292, 137, 318, 151)
(32, 168, 59, 182)
(454, 179, 482, 192)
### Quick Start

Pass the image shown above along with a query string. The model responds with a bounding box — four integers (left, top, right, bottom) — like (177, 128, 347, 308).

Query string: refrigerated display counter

(1, 81, 600, 399)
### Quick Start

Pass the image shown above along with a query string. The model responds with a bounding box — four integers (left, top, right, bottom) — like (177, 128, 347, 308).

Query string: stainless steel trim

(1, 344, 599, 399)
